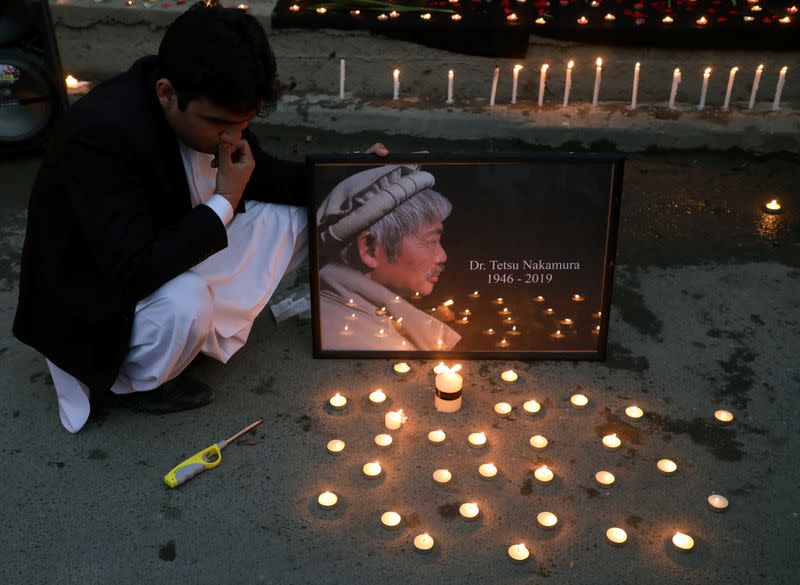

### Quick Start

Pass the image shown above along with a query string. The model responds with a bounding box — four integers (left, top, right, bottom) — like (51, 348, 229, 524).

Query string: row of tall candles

(338, 59, 790, 110)
(321, 363, 735, 559)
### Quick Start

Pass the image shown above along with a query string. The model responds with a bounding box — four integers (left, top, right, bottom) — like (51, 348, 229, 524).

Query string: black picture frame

(307, 153, 624, 360)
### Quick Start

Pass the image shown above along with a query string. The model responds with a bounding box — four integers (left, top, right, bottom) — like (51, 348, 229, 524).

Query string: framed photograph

(308, 153, 624, 360)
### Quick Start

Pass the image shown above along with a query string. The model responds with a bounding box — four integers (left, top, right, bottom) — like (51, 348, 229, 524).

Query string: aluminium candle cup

(523, 400, 542, 416)
(328, 393, 348, 410)
(606, 527, 628, 546)
(534, 465, 554, 484)
(380, 511, 402, 530)
(570, 394, 589, 409)
(529, 435, 549, 450)
(507, 543, 530, 564)
(368, 389, 387, 405)
(362, 462, 383, 479)
(413, 533, 435, 553)
(478, 463, 498, 480)
(326, 439, 346, 455)
(536, 511, 558, 531)
(393, 362, 411, 375)
(657, 459, 678, 476)
(625, 406, 644, 420)
(459, 502, 480, 521)
(500, 369, 519, 383)
(594, 470, 616, 488)
(672, 532, 695, 552)
(428, 429, 446, 444)
(602, 434, 622, 450)
(317, 491, 338, 510)
(468, 432, 487, 448)
(707, 494, 729, 512)
(432, 469, 452, 485)
(374, 434, 393, 449)
(714, 409, 734, 425)
(494, 402, 512, 417)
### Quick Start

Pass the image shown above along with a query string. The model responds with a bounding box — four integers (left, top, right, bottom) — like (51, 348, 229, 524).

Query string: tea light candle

(492, 297, 505, 305)
(467, 290, 480, 299)
(507, 543, 530, 564)
(707, 494, 729, 512)
(428, 429, 446, 444)
(657, 459, 678, 476)
(345, 298, 357, 308)
(592, 325, 601, 336)
(459, 502, 480, 521)
(714, 409, 734, 425)
(414, 533, 435, 553)
(326, 439, 345, 454)
(501, 369, 518, 383)
(478, 463, 498, 479)
(345, 312, 357, 321)
(369, 389, 387, 404)
(764, 199, 783, 214)
(570, 394, 589, 409)
(572, 293, 585, 302)
(606, 527, 628, 546)
(533, 295, 545, 303)
(381, 511, 402, 529)
(317, 491, 338, 510)
(523, 400, 542, 415)
(374, 434, 393, 449)
(672, 532, 695, 552)
(482, 328, 496, 336)
(538, 63, 549, 106)
(551, 330, 565, 339)
(393, 362, 411, 375)
(468, 432, 487, 448)
(625, 405, 644, 420)
(497, 338, 511, 348)
(385, 409, 406, 430)
(544, 307, 555, 315)
(499, 306, 511, 316)
(595, 470, 616, 488)
(329, 392, 347, 410)
(375, 328, 388, 338)
(459, 308, 472, 317)
(602, 433, 621, 450)
(559, 318, 574, 326)
(432, 469, 452, 484)
(536, 511, 558, 530)
(494, 402, 512, 417)
(362, 461, 383, 479)
(529, 435, 548, 449)
(534, 465, 554, 483)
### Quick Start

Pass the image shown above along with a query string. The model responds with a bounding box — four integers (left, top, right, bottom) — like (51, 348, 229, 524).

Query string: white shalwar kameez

(47, 142, 308, 432)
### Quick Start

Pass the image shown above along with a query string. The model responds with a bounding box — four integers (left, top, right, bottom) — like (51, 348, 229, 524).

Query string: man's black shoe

(94, 376, 214, 413)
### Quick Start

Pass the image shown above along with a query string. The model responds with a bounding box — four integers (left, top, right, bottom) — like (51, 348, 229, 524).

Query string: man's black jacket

(13, 55, 307, 392)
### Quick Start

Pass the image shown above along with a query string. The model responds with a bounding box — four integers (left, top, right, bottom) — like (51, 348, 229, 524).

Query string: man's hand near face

(213, 138, 255, 211)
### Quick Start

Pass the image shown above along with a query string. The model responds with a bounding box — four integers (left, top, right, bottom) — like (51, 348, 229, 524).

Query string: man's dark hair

(158, 2, 279, 115)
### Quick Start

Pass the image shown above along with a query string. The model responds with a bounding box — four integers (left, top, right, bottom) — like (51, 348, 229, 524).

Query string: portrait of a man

(316, 165, 461, 350)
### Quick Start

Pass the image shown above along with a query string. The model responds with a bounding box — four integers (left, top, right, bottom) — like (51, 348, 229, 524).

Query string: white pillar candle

(317, 491, 338, 510)
(772, 66, 788, 111)
(468, 432, 487, 448)
(698, 67, 711, 110)
(606, 527, 628, 546)
(669, 68, 681, 109)
(329, 392, 347, 410)
(428, 429, 446, 443)
(392, 68, 400, 101)
(523, 400, 542, 415)
(478, 463, 498, 479)
(625, 405, 644, 420)
(374, 434, 393, 448)
(672, 532, 695, 552)
(384, 409, 406, 430)
(748, 64, 764, 109)
(326, 439, 345, 454)
(534, 465, 554, 483)
(459, 502, 480, 521)
(529, 435, 548, 449)
(563, 60, 574, 107)
(393, 362, 411, 375)
(592, 58, 603, 106)
(595, 470, 616, 488)
(570, 393, 589, 409)
(538, 64, 549, 106)
(507, 543, 530, 564)
(446, 69, 454, 104)
(657, 458, 677, 475)
(362, 461, 383, 479)
(707, 494, 729, 512)
(380, 511, 402, 529)
(368, 388, 387, 404)
(489, 66, 499, 107)
(339, 58, 345, 100)
(630, 62, 640, 109)
(435, 364, 463, 412)
(714, 409, 734, 424)
(414, 533, 435, 553)
(602, 433, 621, 450)
(432, 469, 452, 484)
(511, 64, 523, 104)
(494, 402, 512, 417)
(722, 66, 738, 110)
(536, 511, 558, 530)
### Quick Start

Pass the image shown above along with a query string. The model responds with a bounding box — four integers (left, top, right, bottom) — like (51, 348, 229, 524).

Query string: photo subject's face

(370, 220, 447, 297)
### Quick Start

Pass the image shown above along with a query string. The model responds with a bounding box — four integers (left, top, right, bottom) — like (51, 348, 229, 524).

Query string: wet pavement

(1, 132, 798, 585)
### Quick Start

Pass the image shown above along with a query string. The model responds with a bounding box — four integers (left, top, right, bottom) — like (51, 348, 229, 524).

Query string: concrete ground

(1, 127, 799, 584)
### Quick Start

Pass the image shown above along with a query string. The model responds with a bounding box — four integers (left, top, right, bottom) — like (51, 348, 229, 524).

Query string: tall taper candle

(772, 66, 788, 111)
(563, 60, 574, 108)
(447, 69, 454, 104)
(592, 58, 603, 107)
(722, 66, 738, 110)
(668, 68, 681, 109)
(698, 67, 711, 110)
(489, 66, 499, 107)
(630, 62, 640, 109)
(511, 64, 523, 104)
(748, 64, 763, 109)
(393, 68, 400, 101)
(339, 59, 345, 100)
(538, 64, 549, 107)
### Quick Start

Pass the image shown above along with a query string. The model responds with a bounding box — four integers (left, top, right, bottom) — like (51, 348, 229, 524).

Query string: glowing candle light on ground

(362, 461, 383, 478)
(657, 459, 678, 475)
(499, 306, 511, 316)
(529, 435, 548, 449)
(385, 409, 406, 430)
(468, 432, 487, 448)
(559, 318, 574, 326)
(669, 68, 681, 109)
(563, 60, 574, 107)
(447, 69, 454, 104)
(749, 64, 764, 109)
(592, 58, 603, 106)
(508, 543, 530, 563)
(329, 393, 347, 410)
(534, 295, 545, 303)
(551, 330, 565, 339)
(536, 511, 558, 530)
(340, 324, 353, 336)
(672, 532, 695, 552)
(606, 527, 628, 546)
(631, 62, 640, 109)
(602, 433, 622, 450)
(571, 394, 589, 409)
(428, 429, 446, 443)
(722, 67, 738, 110)
(715, 409, 734, 424)
(414, 533, 435, 553)
(479, 463, 498, 479)
(345, 298, 357, 308)
(375, 328, 388, 338)
(699, 67, 711, 110)
(489, 66, 499, 107)
(625, 405, 644, 420)
(764, 199, 783, 214)
(772, 66, 788, 111)
(381, 511, 402, 529)
(468, 290, 480, 299)
(459, 502, 480, 520)
(374, 434, 393, 448)
(432, 469, 452, 484)
(544, 307, 555, 315)
(497, 338, 511, 348)
(494, 402, 512, 417)
(392, 68, 400, 100)
(326, 439, 345, 454)
(492, 297, 504, 305)
(595, 470, 616, 487)
(317, 491, 338, 509)
(369, 389, 387, 404)
(501, 369, 518, 383)
(534, 465, 554, 483)
(707, 494, 729, 512)
(393, 362, 411, 375)
(523, 400, 542, 416)
(482, 328, 496, 336)
(511, 64, 523, 104)
(538, 64, 549, 107)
